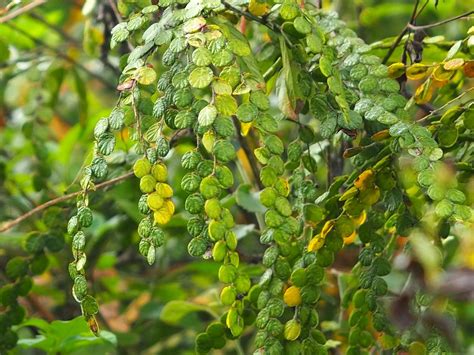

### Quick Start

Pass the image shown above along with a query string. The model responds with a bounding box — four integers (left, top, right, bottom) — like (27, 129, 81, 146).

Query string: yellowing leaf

(135, 66, 156, 85)
(443, 58, 464, 71)
(321, 220, 335, 238)
(354, 169, 375, 190)
(308, 234, 325, 251)
(249, 0, 269, 16)
(432, 65, 454, 81)
(343, 231, 357, 245)
(387, 62, 405, 78)
(414, 80, 434, 104)
(283, 286, 301, 307)
(353, 210, 367, 226)
(240, 122, 252, 136)
(202, 130, 215, 152)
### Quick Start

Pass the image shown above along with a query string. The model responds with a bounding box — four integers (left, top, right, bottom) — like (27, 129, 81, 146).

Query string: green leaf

(215, 95, 238, 116)
(236, 184, 266, 213)
(175, 111, 196, 129)
(183, 17, 206, 33)
(135, 66, 157, 85)
(213, 140, 236, 162)
(236, 102, 258, 123)
(320, 113, 338, 138)
(446, 189, 465, 204)
(212, 18, 251, 56)
(160, 300, 213, 325)
(198, 104, 217, 126)
(109, 109, 124, 130)
(435, 199, 453, 218)
(96, 133, 115, 156)
(294, 17, 311, 34)
(192, 47, 212, 66)
(111, 23, 129, 43)
(306, 33, 323, 53)
(188, 67, 214, 88)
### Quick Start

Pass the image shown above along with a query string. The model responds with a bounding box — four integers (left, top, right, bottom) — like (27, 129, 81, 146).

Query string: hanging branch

(383, 9, 474, 64)
(0, 172, 134, 233)
(0, 0, 46, 23)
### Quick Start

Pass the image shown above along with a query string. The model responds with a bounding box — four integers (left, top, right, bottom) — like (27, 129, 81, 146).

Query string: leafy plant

(0, 0, 473, 354)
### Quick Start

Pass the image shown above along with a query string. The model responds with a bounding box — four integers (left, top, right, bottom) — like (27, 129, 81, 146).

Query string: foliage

(0, 0, 473, 354)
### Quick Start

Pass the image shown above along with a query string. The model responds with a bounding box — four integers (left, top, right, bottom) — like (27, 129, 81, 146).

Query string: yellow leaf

(248, 0, 269, 16)
(354, 169, 375, 190)
(406, 63, 430, 80)
(321, 220, 335, 238)
(443, 58, 464, 71)
(202, 130, 215, 152)
(283, 286, 301, 307)
(308, 234, 325, 252)
(387, 62, 405, 78)
(240, 122, 252, 136)
(432, 65, 455, 81)
(343, 231, 357, 245)
(414, 80, 434, 104)
(353, 210, 367, 226)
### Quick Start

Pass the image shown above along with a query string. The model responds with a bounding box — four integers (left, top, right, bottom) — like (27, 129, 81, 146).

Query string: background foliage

(0, 0, 473, 354)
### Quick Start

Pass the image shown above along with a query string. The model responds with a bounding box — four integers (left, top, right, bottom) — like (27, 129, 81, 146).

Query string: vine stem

(0, 172, 134, 233)
(382, 7, 473, 64)
(0, 0, 46, 23)
(221, 1, 293, 47)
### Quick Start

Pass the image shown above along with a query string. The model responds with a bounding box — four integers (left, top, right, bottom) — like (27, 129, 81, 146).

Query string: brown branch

(383, 8, 474, 64)
(382, 0, 421, 64)
(382, 28, 409, 64)
(0, 172, 134, 233)
(407, 11, 474, 31)
(0, 0, 46, 23)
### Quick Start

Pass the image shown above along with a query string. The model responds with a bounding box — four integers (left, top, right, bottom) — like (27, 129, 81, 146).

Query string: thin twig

(221, 1, 293, 47)
(0, 0, 46, 23)
(417, 87, 474, 124)
(407, 11, 474, 31)
(382, 9, 474, 64)
(0, 172, 134, 233)
(382, 28, 409, 64)
(6, 23, 116, 90)
(382, 0, 421, 64)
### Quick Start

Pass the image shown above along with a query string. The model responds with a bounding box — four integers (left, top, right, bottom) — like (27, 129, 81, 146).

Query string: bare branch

(0, 172, 134, 233)
(407, 11, 474, 31)
(0, 0, 46, 23)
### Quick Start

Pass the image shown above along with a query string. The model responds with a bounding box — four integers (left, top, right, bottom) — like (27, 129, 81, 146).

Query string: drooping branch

(0, 0, 46, 23)
(0, 172, 134, 233)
